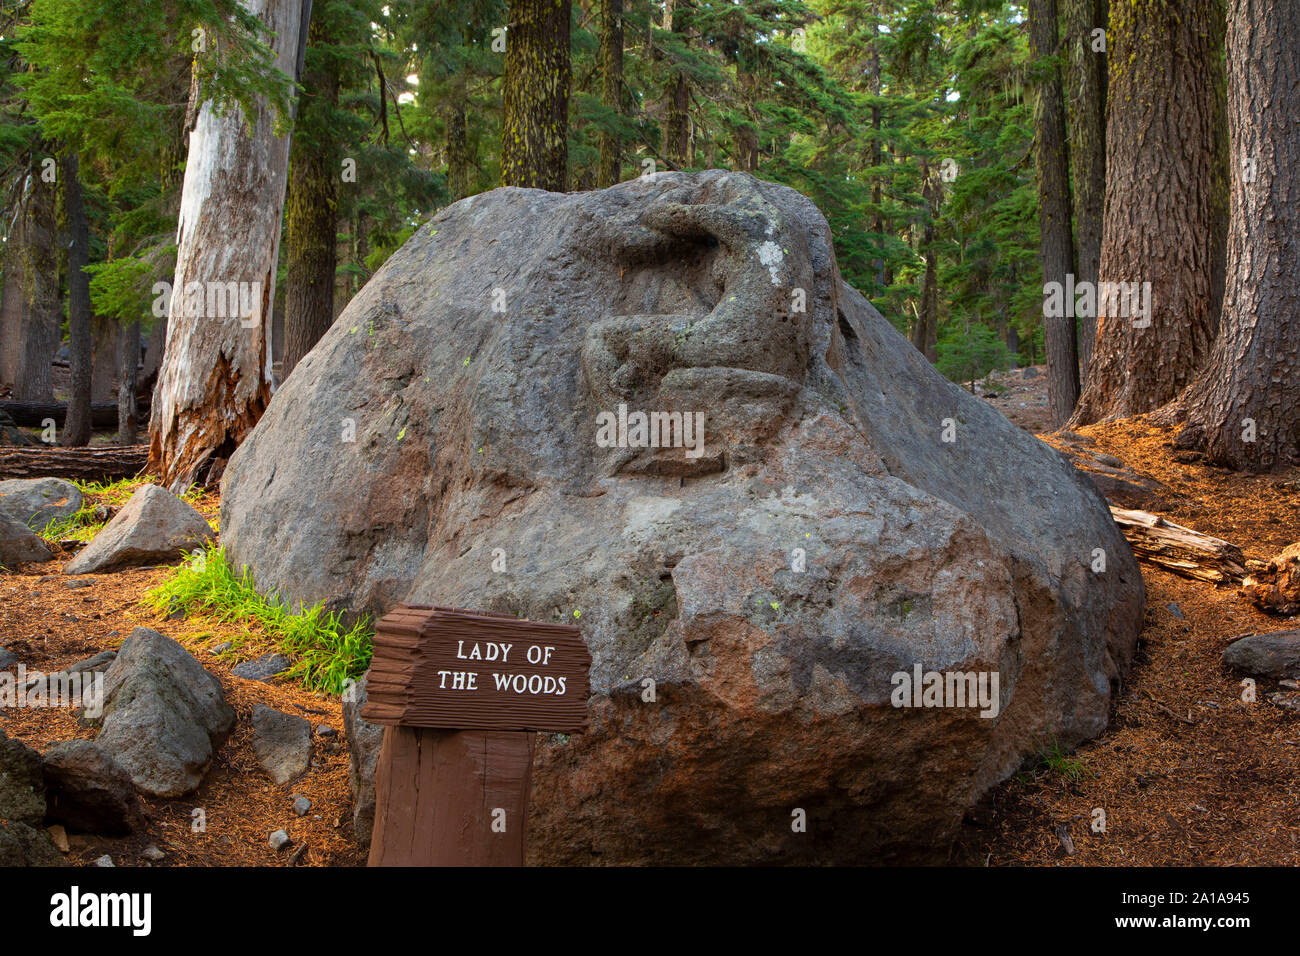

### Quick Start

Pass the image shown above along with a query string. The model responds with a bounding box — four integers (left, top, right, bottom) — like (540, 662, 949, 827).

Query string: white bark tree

(149, 0, 310, 491)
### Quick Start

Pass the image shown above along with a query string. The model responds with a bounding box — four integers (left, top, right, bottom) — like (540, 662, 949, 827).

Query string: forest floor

(3, 364, 1299, 866)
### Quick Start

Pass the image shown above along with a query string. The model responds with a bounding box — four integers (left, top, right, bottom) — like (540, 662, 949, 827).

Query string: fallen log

(0, 400, 149, 429)
(1110, 506, 1247, 585)
(0, 445, 149, 483)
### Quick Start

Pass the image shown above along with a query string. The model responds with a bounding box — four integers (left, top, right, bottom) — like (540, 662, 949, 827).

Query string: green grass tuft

(143, 542, 372, 695)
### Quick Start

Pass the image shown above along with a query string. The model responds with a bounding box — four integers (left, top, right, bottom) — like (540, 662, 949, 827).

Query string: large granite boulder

(221, 170, 1144, 863)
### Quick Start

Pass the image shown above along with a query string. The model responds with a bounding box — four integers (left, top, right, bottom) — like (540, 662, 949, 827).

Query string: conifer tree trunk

(502, 0, 571, 191)
(447, 97, 474, 200)
(1176, 0, 1300, 471)
(284, 17, 339, 379)
(117, 319, 140, 445)
(61, 152, 94, 447)
(1029, 0, 1079, 427)
(660, 0, 689, 169)
(597, 0, 623, 186)
(1064, 0, 1107, 376)
(1069, 0, 1227, 427)
(5, 160, 59, 404)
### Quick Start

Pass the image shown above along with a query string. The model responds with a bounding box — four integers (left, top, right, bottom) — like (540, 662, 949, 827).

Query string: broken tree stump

(1109, 506, 1247, 585)
(0, 445, 149, 483)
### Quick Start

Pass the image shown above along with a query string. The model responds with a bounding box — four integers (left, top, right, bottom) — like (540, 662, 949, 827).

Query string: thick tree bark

(0, 228, 24, 393)
(660, 0, 690, 169)
(61, 153, 94, 447)
(502, 0, 570, 191)
(1064, 0, 1107, 376)
(6, 163, 60, 403)
(1176, 0, 1300, 471)
(91, 316, 119, 402)
(446, 97, 474, 200)
(283, 17, 339, 379)
(1069, 0, 1227, 427)
(597, 0, 623, 187)
(1029, 0, 1079, 427)
(149, 0, 309, 492)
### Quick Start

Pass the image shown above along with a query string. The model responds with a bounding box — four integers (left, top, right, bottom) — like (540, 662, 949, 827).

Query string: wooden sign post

(362, 605, 591, 866)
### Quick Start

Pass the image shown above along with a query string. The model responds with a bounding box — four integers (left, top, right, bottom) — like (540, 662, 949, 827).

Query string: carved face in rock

(455, 170, 841, 482)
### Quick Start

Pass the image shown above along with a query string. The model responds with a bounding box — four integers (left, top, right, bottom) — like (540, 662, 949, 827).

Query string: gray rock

(0, 512, 53, 568)
(232, 652, 292, 682)
(0, 730, 61, 866)
(141, 845, 166, 861)
(220, 171, 1144, 863)
(0, 648, 17, 671)
(0, 728, 47, 826)
(95, 854, 115, 867)
(1222, 630, 1300, 679)
(251, 705, 311, 785)
(315, 724, 336, 737)
(341, 673, 384, 845)
(269, 829, 291, 851)
(95, 627, 235, 797)
(292, 795, 312, 816)
(0, 821, 63, 866)
(210, 641, 233, 655)
(42, 740, 146, 835)
(1167, 603, 1185, 620)
(68, 650, 117, 674)
(64, 578, 95, 589)
(65, 484, 213, 574)
(1022, 366, 1039, 379)
(0, 477, 83, 532)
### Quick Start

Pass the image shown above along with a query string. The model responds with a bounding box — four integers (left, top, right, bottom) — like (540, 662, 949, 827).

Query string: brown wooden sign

(362, 604, 592, 733)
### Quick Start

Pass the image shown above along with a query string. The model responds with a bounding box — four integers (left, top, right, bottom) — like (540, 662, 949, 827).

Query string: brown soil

(954, 398, 1300, 865)
(0, 517, 366, 867)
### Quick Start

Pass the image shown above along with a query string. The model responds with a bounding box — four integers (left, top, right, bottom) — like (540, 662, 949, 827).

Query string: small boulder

(269, 829, 291, 851)
(343, 672, 384, 845)
(95, 854, 115, 867)
(42, 740, 146, 835)
(141, 845, 166, 862)
(64, 484, 213, 574)
(0, 512, 53, 568)
(95, 628, 235, 797)
(252, 705, 311, 785)
(0, 648, 17, 671)
(1222, 630, 1300, 679)
(0, 729, 61, 866)
(0, 728, 47, 825)
(292, 795, 312, 816)
(232, 652, 292, 682)
(0, 477, 83, 532)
